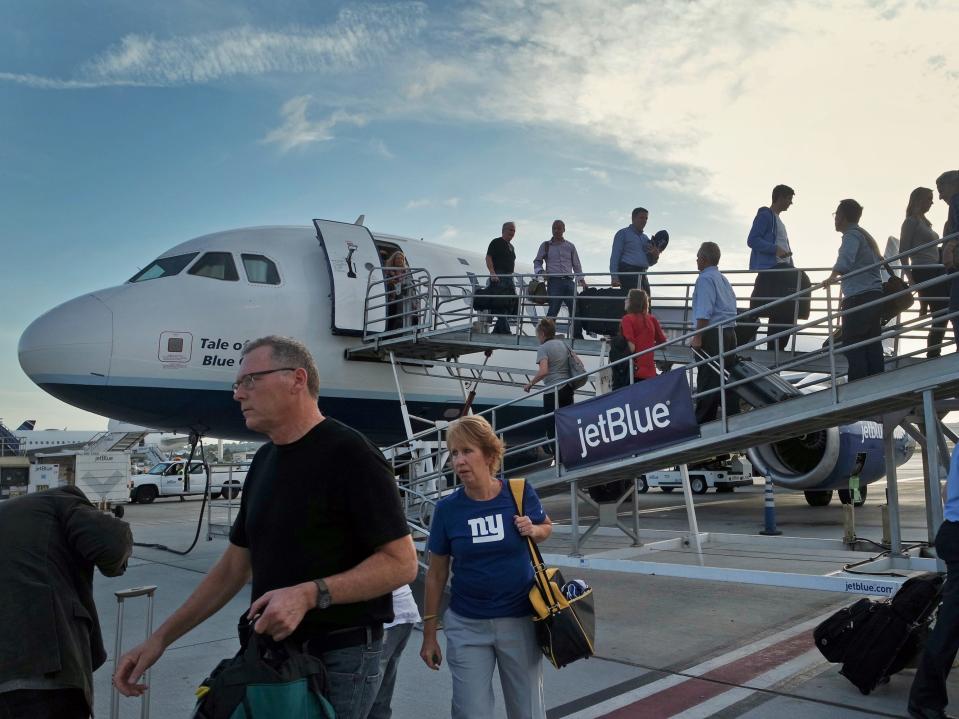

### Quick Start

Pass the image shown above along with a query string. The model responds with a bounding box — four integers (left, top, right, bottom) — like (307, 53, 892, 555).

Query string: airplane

(17, 217, 912, 505)
(16, 420, 36, 431)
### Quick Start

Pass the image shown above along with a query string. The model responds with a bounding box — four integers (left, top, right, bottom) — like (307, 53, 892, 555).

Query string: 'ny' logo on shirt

(467, 514, 504, 544)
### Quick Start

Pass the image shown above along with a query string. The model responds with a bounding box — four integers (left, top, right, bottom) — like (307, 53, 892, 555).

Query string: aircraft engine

(746, 426, 842, 489)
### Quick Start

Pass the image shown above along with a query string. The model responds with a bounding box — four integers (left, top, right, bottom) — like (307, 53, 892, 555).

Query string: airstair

(350, 233, 959, 595)
(84, 430, 148, 454)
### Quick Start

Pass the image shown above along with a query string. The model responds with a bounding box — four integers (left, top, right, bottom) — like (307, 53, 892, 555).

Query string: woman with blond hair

(900, 186, 947, 358)
(419, 415, 552, 719)
(619, 288, 667, 384)
(523, 318, 575, 448)
(384, 251, 418, 332)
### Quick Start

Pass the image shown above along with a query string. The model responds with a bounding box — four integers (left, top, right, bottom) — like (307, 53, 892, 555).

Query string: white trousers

(444, 608, 546, 719)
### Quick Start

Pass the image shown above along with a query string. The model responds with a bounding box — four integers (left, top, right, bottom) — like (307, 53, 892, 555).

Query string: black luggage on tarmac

(837, 572, 944, 695)
(726, 359, 800, 409)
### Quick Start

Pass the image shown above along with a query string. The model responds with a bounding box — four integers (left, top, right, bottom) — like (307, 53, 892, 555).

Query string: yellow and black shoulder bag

(509, 478, 595, 669)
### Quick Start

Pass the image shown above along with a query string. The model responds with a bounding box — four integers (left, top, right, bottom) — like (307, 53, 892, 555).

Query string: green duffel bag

(192, 632, 335, 719)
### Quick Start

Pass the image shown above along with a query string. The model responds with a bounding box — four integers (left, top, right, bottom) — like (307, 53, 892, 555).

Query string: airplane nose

(18, 293, 113, 386)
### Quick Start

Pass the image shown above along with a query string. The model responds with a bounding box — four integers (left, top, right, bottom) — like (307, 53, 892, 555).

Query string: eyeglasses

(231, 368, 297, 392)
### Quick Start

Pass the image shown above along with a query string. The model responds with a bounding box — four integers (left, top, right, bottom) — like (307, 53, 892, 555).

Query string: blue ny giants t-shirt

(428, 480, 547, 619)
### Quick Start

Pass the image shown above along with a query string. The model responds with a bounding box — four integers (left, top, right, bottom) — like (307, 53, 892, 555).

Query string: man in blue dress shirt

(909, 442, 959, 719)
(690, 242, 739, 423)
(610, 207, 661, 296)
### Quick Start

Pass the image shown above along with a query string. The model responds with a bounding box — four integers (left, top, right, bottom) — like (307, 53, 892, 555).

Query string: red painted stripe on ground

(602, 630, 814, 718)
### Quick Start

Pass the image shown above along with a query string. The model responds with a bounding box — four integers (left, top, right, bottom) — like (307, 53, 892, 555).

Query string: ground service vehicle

(129, 460, 247, 503)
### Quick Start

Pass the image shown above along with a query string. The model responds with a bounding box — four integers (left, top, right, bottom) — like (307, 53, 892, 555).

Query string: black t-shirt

(486, 236, 516, 274)
(230, 418, 410, 636)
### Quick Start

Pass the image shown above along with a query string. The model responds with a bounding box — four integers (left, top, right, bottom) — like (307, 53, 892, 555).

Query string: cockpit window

(241, 254, 281, 285)
(188, 252, 239, 281)
(128, 253, 199, 283)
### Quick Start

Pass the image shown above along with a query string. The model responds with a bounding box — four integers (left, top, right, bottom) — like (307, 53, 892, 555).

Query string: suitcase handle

(115, 585, 157, 601)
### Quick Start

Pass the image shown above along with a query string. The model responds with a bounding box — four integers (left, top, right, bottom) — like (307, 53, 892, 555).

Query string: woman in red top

(620, 289, 666, 381)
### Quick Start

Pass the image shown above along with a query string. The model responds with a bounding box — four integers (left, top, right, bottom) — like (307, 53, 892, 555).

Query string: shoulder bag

(509, 478, 595, 669)
(565, 345, 588, 390)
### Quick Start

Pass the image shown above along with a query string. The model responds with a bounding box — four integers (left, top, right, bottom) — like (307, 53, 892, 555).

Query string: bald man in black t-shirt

(115, 335, 418, 719)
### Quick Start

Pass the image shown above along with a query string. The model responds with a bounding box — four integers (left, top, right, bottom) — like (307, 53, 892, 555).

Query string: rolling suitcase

(838, 573, 943, 695)
(813, 597, 877, 663)
(110, 585, 157, 719)
(726, 359, 800, 409)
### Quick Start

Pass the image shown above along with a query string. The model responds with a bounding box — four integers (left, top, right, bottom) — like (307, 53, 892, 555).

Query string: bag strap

(508, 478, 565, 612)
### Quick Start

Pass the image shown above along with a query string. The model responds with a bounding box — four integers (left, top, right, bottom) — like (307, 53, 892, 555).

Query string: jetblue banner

(555, 369, 700, 469)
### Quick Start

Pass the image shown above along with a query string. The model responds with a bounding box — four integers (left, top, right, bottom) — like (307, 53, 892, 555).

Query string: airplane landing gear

(804, 490, 834, 507)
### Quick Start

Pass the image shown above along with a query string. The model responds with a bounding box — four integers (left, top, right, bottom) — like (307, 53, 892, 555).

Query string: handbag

(508, 478, 595, 669)
(192, 628, 335, 719)
(880, 262, 914, 325)
(566, 345, 588, 390)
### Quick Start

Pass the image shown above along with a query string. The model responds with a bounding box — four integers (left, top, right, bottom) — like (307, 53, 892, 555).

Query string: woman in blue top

(420, 415, 553, 719)
(825, 199, 885, 381)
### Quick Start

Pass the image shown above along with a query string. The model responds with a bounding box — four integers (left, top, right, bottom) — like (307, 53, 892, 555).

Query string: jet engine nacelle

(747, 421, 914, 491)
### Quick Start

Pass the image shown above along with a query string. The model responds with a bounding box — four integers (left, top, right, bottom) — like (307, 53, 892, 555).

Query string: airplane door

(313, 219, 385, 335)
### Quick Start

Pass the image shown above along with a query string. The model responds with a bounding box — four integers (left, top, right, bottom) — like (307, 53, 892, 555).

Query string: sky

(1, 0, 957, 430)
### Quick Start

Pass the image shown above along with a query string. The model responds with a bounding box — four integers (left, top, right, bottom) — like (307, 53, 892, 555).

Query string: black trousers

(0, 689, 88, 719)
(744, 267, 800, 351)
(841, 290, 884, 381)
(618, 263, 651, 298)
(695, 327, 739, 424)
(490, 277, 517, 333)
(910, 520, 959, 712)
(543, 383, 575, 441)
(911, 266, 949, 358)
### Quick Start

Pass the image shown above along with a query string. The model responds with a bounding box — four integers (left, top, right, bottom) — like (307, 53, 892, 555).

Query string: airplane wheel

(135, 485, 158, 504)
(690, 476, 708, 495)
(804, 490, 833, 507)
(636, 476, 649, 493)
(838, 486, 868, 507)
(661, 487, 675, 493)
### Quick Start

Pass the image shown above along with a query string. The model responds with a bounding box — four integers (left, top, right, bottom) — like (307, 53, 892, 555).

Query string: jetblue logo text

(555, 370, 700, 469)
(577, 403, 671, 459)
(468, 514, 504, 544)
(844, 580, 894, 596)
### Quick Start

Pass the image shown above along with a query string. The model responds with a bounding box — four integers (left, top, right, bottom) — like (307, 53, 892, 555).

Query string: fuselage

(18, 224, 542, 445)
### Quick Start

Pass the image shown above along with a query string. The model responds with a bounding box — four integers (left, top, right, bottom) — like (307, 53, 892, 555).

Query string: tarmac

(98, 456, 957, 718)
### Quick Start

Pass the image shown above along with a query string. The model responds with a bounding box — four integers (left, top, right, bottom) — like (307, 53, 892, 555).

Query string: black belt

(618, 263, 648, 272)
(549, 276, 573, 281)
(304, 624, 383, 654)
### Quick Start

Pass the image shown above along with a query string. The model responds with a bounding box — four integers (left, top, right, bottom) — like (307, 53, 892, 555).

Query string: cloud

(406, 198, 431, 209)
(438, 226, 459, 241)
(443, 197, 460, 208)
(368, 138, 395, 159)
(574, 167, 610, 185)
(261, 96, 367, 151)
(0, 5, 427, 88)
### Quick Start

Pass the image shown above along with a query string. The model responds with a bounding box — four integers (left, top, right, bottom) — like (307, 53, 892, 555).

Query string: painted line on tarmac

(564, 611, 832, 719)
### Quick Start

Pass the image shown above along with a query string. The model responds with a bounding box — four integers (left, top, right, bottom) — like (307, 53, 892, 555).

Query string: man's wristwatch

(313, 578, 332, 609)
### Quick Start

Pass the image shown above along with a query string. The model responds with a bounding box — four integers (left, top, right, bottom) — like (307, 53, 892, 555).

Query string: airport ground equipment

(345, 233, 959, 595)
(110, 585, 157, 719)
(30, 450, 130, 517)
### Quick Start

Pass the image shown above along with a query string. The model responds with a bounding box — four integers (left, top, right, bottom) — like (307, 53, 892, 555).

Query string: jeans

(910, 520, 959, 712)
(444, 609, 546, 719)
(950, 274, 959, 348)
(841, 290, 884, 381)
(368, 623, 414, 719)
(546, 278, 580, 336)
(320, 634, 384, 719)
(743, 267, 800, 351)
(0, 688, 88, 719)
(911, 267, 949, 357)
